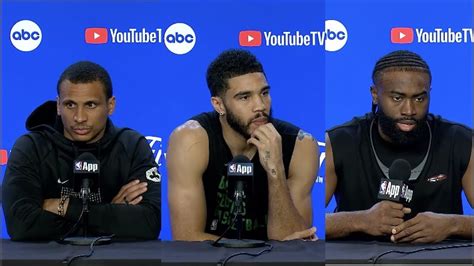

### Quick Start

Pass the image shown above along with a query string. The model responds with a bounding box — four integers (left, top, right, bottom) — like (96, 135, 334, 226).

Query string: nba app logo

(10, 20, 42, 52)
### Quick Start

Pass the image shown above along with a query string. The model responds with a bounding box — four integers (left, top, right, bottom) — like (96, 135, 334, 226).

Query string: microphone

(73, 152, 99, 206)
(213, 155, 264, 248)
(378, 159, 414, 204)
(227, 155, 253, 214)
(61, 152, 111, 246)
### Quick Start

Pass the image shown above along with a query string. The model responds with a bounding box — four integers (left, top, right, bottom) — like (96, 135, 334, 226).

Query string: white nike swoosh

(57, 178, 69, 184)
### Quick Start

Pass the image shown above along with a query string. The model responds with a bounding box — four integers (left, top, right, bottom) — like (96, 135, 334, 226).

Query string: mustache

(72, 125, 91, 129)
(248, 112, 271, 124)
(394, 117, 421, 124)
(254, 112, 269, 119)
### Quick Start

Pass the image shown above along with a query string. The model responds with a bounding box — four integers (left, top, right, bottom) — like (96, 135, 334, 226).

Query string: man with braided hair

(325, 50, 473, 243)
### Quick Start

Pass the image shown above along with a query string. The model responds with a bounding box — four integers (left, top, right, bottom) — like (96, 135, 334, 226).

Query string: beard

(226, 108, 273, 139)
(375, 108, 428, 146)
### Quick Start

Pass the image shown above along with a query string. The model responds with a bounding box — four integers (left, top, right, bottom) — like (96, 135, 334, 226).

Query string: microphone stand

(61, 179, 111, 246)
(235, 188, 244, 240)
(81, 182, 90, 238)
(213, 181, 265, 248)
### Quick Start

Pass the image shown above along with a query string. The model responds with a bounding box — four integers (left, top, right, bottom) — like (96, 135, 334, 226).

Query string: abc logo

(10, 20, 42, 52)
(325, 20, 347, 52)
(164, 23, 196, 55)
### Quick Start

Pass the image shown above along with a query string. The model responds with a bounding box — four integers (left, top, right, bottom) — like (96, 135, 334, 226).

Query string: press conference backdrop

(1, 0, 326, 240)
(2, 0, 472, 241)
(326, 0, 473, 215)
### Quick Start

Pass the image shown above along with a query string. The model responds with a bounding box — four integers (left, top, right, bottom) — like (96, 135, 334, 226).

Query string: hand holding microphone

(386, 160, 453, 244)
(362, 201, 411, 236)
(361, 159, 413, 236)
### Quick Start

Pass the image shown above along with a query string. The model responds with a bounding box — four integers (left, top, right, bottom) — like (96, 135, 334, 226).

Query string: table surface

(0, 239, 324, 266)
(326, 239, 473, 264)
(1, 239, 472, 265)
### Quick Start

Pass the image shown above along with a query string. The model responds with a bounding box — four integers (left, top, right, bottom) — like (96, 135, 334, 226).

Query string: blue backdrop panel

(2, 0, 326, 240)
(326, 0, 473, 215)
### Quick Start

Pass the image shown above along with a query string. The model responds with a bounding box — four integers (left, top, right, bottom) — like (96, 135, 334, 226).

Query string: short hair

(206, 49, 265, 97)
(57, 61, 113, 99)
(372, 50, 431, 85)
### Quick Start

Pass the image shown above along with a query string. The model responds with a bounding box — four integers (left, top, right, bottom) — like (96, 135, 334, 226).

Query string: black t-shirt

(328, 113, 471, 217)
(191, 111, 299, 240)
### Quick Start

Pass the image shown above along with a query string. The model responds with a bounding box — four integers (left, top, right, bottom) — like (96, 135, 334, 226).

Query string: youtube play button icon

(85, 28, 108, 44)
(391, 27, 414, 44)
(239, 30, 262, 47)
(0, 149, 7, 165)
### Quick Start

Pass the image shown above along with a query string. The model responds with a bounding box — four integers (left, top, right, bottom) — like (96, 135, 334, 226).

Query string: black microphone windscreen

(231, 155, 251, 163)
(76, 152, 97, 161)
(74, 152, 100, 174)
(388, 159, 411, 181)
(227, 155, 253, 178)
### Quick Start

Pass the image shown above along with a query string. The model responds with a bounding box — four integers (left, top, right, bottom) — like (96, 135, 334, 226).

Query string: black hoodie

(2, 101, 161, 240)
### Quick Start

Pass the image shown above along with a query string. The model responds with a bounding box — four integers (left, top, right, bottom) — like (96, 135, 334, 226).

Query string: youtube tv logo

(239, 30, 262, 47)
(236, 20, 348, 52)
(391, 27, 414, 44)
(0, 149, 8, 165)
(85, 28, 108, 44)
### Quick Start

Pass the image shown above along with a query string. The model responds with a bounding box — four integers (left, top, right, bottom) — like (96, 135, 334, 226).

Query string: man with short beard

(325, 50, 473, 243)
(167, 49, 319, 241)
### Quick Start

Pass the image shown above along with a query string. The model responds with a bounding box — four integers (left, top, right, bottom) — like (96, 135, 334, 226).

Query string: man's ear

(56, 96, 61, 116)
(107, 96, 116, 115)
(370, 85, 378, 105)
(211, 96, 226, 116)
